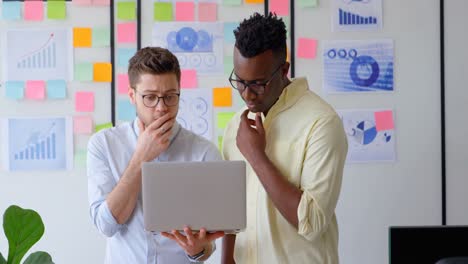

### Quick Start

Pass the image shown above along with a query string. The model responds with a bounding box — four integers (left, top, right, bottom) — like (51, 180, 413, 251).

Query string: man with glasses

(222, 13, 348, 264)
(87, 47, 224, 264)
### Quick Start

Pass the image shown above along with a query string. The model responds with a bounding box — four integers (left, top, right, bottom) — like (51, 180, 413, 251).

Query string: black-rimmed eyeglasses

(228, 63, 284, 95)
(134, 90, 180, 108)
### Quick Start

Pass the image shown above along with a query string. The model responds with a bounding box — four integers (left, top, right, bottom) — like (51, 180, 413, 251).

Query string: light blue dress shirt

(87, 118, 222, 264)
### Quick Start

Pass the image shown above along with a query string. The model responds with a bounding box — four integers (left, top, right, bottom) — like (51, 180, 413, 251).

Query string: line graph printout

(1, 117, 73, 171)
(177, 89, 213, 141)
(3, 28, 73, 81)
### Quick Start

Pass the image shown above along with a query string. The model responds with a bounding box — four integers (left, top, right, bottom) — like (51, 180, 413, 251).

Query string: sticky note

(47, 80, 67, 99)
(175, 2, 194, 21)
(75, 62, 93, 81)
(95, 122, 113, 132)
(25, 81, 46, 100)
(222, 0, 241, 6)
(297, 38, 317, 59)
(117, 22, 137, 44)
(5, 81, 25, 100)
(154, 2, 173, 21)
(117, 48, 136, 68)
(218, 136, 223, 150)
(213, 87, 232, 107)
(2, 2, 22, 20)
(118, 99, 136, 121)
(217, 112, 235, 129)
(75, 91, 94, 112)
(93, 63, 112, 82)
(74, 116, 93, 134)
(92, 27, 110, 47)
(198, 2, 217, 22)
(74, 149, 87, 168)
(117, 1, 136, 20)
(47, 1, 67, 19)
(245, 0, 264, 4)
(270, 0, 289, 16)
(72, 0, 92, 6)
(92, 0, 110, 5)
(224, 56, 234, 75)
(224, 22, 238, 43)
(117, 74, 130, 94)
(73, 28, 92, 47)
(180, 70, 197, 88)
(298, 0, 318, 7)
(24, 1, 44, 21)
(374, 111, 394, 131)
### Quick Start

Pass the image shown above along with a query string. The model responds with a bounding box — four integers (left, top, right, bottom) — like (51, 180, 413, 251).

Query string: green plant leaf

(23, 252, 54, 264)
(0, 252, 6, 264)
(3, 205, 44, 264)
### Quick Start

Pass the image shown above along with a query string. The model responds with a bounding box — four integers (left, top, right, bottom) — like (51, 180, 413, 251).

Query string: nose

(154, 98, 169, 112)
(241, 86, 257, 101)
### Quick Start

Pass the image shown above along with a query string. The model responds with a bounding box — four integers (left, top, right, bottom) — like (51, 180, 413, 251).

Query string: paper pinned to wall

(93, 62, 112, 82)
(213, 87, 232, 107)
(92, 27, 110, 47)
(175, 2, 195, 21)
(5, 81, 25, 100)
(47, 1, 67, 20)
(73, 27, 92, 47)
(74, 62, 93, 81)
(73, 116, 93, 134)
(117, 1, 136, 20)
(46, 80, 67, 99)
(374, 110, 394, 131)
(24, 1, 44, 21)
(154, 2, 174, 21)
(331, 0, 383, 32)
(75, 91, 95, 112)
(270, 0, 289, 16)
(117, 48, 136, 68)
(25, 80, 46, 100)
(180, 69, 197, 88)
(117, 23, 137, 44)
(177, 89, 213, 140)
(117, 99, 136, 121)
(117, 74, 130, 94)
(2, 2, 22, 20)
(216, 112, 235, 130)
(297, 38, 317, 59)
(198, 2, 217, 22)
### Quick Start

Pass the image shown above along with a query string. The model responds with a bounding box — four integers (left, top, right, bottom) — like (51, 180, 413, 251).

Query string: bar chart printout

(332, 0, 383, 31)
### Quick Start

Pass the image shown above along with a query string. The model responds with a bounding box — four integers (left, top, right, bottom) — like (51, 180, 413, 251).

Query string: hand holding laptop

(161, 226, 224, 257)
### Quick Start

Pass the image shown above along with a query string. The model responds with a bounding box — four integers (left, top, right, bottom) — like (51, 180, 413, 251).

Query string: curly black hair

(234, 12, 287, 61)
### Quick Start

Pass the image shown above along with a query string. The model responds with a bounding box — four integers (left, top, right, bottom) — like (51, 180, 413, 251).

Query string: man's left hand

(161, 227, 224, 257)
(236, 110, 266, 162)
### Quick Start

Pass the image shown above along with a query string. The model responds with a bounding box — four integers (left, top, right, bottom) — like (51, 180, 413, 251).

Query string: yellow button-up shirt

(222, 78, 348, 264)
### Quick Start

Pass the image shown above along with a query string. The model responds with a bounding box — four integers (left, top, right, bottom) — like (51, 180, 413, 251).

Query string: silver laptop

(142, 160, 246, 233)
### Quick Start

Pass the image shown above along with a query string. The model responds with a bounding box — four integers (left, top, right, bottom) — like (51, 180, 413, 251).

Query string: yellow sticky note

(73, 28, 92, 47)
(213, 87, 232, 107)
(245, 0, 264, 3)
(217, 112, 235, 129)
(93, 63, 112, 82)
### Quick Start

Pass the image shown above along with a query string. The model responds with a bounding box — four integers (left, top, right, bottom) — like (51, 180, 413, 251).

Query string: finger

(184, 226, 196, 246)
(240, 109, 249, 123)
(247, 119, 256, 127)
(161, 232, 175, 240)
(206, 231, 225, 241)
(172, 230, 187, 247)
(147, 113, 173, 131)
(255, 112, 265, 134)
(157, 118, 176, 136)
(198, 228, 207, 240)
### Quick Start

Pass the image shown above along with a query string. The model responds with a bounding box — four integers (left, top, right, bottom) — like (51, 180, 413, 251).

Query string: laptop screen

(389, 226, 468, 264)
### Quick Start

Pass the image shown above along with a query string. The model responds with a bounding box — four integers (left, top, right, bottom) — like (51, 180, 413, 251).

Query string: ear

(128, 87, 136, 105)
(281, 62, 290, 78)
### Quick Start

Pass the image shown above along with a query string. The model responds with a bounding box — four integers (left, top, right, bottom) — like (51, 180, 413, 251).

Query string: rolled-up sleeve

(297, 115, 348, 241)
(87, 133, 124, 237)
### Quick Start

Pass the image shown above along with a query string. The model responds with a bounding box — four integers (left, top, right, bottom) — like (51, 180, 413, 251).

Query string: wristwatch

(187, 248, 205, 262)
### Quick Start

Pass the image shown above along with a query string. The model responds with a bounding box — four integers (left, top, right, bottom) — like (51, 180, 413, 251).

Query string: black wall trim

(440, 0, 447, 225)
(110, 0, 115, 125)
(290, 0, 295, 78)
(137, 0, 141, 50)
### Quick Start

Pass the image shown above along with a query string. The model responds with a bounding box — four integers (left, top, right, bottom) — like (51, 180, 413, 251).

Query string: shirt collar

(266, 77, 308, 119)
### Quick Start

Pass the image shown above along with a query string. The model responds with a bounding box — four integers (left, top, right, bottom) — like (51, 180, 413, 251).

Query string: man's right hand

(133, 113, 175, 163)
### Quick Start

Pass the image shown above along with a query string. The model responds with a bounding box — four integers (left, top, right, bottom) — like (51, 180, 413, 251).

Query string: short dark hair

(128, 47, 181, 89)
(234, 12, 287, 61)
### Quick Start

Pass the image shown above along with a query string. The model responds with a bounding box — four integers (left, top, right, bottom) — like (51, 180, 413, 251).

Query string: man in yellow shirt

(221, 13, 348, 264)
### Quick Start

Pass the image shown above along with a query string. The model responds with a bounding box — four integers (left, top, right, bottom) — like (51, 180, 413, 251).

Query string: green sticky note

(154, 2, 173, 21)
(74, 149, 87, 168)
(95, 122, 113, 132)
(218, 136, 223, 150)
(92, 27, 110, 47)
(47, 1, 67, 19)
(75, 62, 93, 81)
(217, 112, 235, 129)
(298, 0, 318, 7)
(117, 2, 136, 20)
(224, 56, 234, 76)
(223, 0, 241, 6)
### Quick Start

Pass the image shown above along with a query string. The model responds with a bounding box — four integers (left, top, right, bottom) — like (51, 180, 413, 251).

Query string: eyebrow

(233, 72, 268, 83)
(140, 88, 179, 94)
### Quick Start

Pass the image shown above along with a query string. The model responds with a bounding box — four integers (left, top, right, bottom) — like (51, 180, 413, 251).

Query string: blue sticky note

(117, 99, 136, 121)
(117, 48, 136, 68)
(224, 22, 238, 43)
(5, 81, 25, 99)
(2, 2, 22, 20)
(47, 80, 67, 99)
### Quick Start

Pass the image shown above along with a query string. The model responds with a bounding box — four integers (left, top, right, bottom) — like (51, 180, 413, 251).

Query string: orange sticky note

(213, 87, 232, 107)
(73, 116, 93, 134)
(297, 38, 317, 59)
(93, 62, 112, 82)
(180, 70, 197, 88)
(117, 22, 137, 44)
(73, 27, 92, 47)
(245, 0, 264, 4)
(374, 111, 394, 131)
(270, 0, 288, 16)
(198, 2, 217, 22)
(24, 1, 44, 21)
(75, 91, 94, 112)
(175, 2, 194, 21)
(25, 80, 46, 100)
(117, 74, 130, 94)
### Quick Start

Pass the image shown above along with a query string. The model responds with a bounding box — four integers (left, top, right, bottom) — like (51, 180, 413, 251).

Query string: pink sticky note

(374, 110, 394, 131)
(117, 22, 137, 44)
(117, 74, 130, 94)
(198, 2, 217, 22)
(92, 0, 110, 6)
(75, 91, 95, 112)
(24, 1, 44, 21)
(298, 38, 317, 59)
(73, 116, 93, 134)
(25, 81, 46, 100)
(270, 0, 289, 16)
(72, 0, 92, 5)
(180, 70, 197, 88)
(175, 2, 195, 21)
